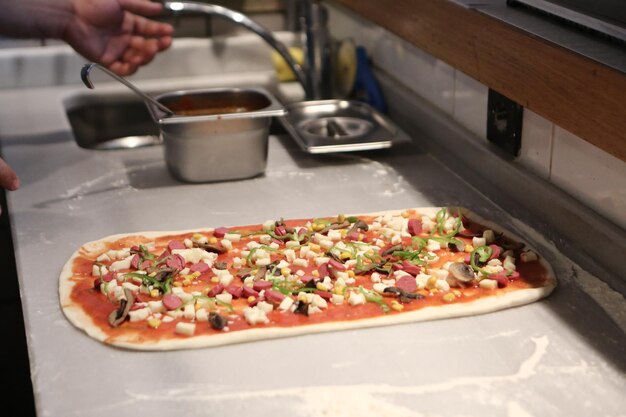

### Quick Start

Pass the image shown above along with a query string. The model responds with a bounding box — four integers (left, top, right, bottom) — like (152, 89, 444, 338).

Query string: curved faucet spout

(163, 1, 309, 97)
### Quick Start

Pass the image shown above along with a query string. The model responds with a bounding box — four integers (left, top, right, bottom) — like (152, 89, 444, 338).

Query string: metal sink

(64, 93, 161, 150)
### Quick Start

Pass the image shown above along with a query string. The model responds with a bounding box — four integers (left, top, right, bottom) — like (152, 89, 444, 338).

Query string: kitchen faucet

(162, 1, 332, 100)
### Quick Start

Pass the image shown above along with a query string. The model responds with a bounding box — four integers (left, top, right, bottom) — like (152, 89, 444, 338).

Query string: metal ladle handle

(80, 63, 174, 116)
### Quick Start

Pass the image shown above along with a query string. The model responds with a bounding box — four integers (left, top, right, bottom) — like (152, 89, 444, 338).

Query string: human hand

(0, 157, 19, 191)
(64, 0, 174, 76)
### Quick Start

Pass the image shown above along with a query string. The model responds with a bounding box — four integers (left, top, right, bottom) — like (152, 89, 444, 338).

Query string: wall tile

(518, 110, 553, 179)
(453, 70, 488, 140)
(326, 3, 454, 114)
(371, 35, 455, 114)
(551, 127, 626, 229)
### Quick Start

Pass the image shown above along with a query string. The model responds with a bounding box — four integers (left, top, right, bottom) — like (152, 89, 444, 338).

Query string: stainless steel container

(147, 87, 285, 183)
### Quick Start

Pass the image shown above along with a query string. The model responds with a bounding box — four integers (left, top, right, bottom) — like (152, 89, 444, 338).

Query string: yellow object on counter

(271, 47, 304, 82)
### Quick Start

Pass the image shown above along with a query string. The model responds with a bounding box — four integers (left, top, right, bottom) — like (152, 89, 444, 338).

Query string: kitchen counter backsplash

(326, 2, 626, 231)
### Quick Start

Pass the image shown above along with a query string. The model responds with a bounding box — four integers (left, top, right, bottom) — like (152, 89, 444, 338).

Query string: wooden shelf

(334, 0, 626, 162)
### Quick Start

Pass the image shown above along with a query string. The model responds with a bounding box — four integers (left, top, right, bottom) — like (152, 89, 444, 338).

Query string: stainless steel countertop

(1, 70, 624, 416)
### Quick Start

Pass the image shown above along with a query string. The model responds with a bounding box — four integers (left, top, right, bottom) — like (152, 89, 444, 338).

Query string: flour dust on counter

(59, 207, 555, 350)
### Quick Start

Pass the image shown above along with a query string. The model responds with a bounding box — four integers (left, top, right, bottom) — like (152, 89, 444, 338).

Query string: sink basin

(65, 93, 160, 150)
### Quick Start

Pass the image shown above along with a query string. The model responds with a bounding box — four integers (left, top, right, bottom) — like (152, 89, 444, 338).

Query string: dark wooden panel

(334, 0, 626, 161)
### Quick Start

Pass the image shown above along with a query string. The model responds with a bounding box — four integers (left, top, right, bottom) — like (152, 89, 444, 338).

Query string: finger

(119, 0, 166, 17)
(0, 157, 19, 191)
(133, 16, 174, 37)
(108, 61, 134, 76)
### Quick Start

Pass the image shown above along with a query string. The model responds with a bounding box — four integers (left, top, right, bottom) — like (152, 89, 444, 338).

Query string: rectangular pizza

(60, 207, 556, 350)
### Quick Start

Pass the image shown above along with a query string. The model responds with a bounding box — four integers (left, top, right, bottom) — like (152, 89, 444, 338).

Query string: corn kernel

(173, 281, 183, 287)
(464, 245, 474, 253)
(211, 276, 220, 283)
(147, 318, 161, 329)
(309, 243, 321, 252)
(443, 293, 456, 303)
(307, 226, 314, 232)
(311, 270, 320, 277)
(150, 289, 160, 298)
(340, 251, 351, 260)
(312, 223, 324, 232)
(316, 282, 330, 291)
(401, 211, 409, 218)
(247, 296, 256, 304)
(347, 270, 355, 278)
(209, 237, 218, 244)
(427, 276, 438, 288)
(192, 233, 203, 240)
(452, 290, 462, 297)
(298, 294, 308, 302)
(281, 267, 291, 277)
(148, 271, 157, 278)
(337, 214, 345, 223)
(191, 271, 201, 278)
(333, 285, 345, 295)
(391, 300, 404, 311)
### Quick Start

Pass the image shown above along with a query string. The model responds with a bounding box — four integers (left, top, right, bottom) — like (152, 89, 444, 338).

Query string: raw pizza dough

(60, 207, 556, 350)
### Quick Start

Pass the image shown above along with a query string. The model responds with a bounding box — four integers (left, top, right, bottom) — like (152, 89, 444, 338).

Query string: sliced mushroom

(347, 219, 369, 236)
(381, 244, 403, 257)
(319, 220, 351, 235)
(447, 239, 466, 252)
(209, 312, 227, 330)
(108, 288, 135, 327)
(383, 286, 424, 303)
(194, 242, 227, 254)
(253, 266, 268, 281)
(448, 262, 475, 282)
(151, 268, 175, 282)
(294, 300, 309, 316)
(214, 261, 228, 270)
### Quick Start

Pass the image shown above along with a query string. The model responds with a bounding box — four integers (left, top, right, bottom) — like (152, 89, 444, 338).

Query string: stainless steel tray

(279, 99, 409, 153)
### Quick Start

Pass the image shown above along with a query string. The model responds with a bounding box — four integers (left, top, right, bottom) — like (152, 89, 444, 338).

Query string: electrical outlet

(487, 89, 523, 156)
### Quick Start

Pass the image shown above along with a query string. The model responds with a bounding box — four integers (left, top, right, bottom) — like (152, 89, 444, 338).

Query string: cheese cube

(427, 239, 441, 252)
(348, 292, 366, 306)
(331, 294, 345, 305)
(257, 301, 274, 314)
(472, 237, 487, 248)
(483, 229, 495, 244)
(148, 300, 166, 313)
(195, 308, 208, 321)
(175, 322, 196, 336)
(128, 307, 150, 322)
(278, 297, 294, 312)
(520, 251, 538, 263)
(224, 233, 241, 242)
(183, 304, 196, 320)
(479, 279, 498, 290)
(504, 255, 517, 271)
(216, 293, 233, 304)
(283, 249, 296, 262)
(243, 307, 269, 325)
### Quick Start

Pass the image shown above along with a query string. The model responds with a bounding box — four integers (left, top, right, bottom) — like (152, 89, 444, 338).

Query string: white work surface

(1, 56, 624, 417)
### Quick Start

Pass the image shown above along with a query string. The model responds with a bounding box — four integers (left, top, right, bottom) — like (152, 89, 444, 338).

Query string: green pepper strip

(216, 299, 234, 312)
(270, 278, 316, 295)
(470, 245, 493, 275)
(359, 287, 391, 313)
(246, 245, 279, 267)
